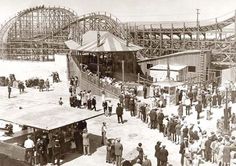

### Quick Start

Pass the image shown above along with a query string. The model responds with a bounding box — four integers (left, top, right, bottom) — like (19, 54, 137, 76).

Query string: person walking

(91, 96, 97, 111)
(101, 122, 107, 145)
(8, 85, 11, 99)
(155, 141, 161, 166)
(114, 138, 123, 166)
(116, 103, 124, 123)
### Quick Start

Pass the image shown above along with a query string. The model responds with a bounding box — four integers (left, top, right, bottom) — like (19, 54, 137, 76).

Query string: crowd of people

(95, 82, 236, 166)
(68, 76, 97, 111)
(24, 121, 88, 166)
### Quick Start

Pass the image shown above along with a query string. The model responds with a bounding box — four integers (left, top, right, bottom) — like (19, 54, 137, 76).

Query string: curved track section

(0, 6, 235, 62)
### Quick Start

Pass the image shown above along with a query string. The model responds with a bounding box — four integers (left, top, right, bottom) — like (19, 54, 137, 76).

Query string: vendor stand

(0, 104, 103, 163)
(151, 78, 184, 105)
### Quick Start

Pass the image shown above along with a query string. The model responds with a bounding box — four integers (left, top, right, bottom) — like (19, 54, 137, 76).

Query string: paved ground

(0, 58, 233, 166)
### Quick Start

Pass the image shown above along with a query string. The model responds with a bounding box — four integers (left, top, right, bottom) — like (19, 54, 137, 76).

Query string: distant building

(138, 50, 212, 83)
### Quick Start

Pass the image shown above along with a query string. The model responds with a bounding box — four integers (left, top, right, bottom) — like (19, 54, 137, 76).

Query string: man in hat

(91, 96, 97, 111)
(159, 145, 168, 166)
(116, 103, 124, 123)
(195, 101, 202, 120)
(157, 110, 164, 133)
(149, 108, 157, 129)
(142, 155, 152, 166)
(24, 135, 35, 165)
(101, 122, 107, 145)
(114, 138, 123, 166)
(179, 137, 189, 166)
(155, 141, 162, 166)
(136, 143, 144, 164)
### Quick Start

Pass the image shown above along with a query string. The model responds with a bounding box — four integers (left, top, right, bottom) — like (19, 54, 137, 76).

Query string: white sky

(0, 0, 236, 24)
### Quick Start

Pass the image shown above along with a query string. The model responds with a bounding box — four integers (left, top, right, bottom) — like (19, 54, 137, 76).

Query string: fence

(70, 55, 121, 97)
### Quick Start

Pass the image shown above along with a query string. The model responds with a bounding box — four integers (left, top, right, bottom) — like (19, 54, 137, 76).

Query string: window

(188, 66, 196, 72)
(147, 63, 153, 69)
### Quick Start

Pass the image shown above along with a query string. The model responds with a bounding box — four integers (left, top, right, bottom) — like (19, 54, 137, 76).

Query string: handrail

(71, 56, 121, 96)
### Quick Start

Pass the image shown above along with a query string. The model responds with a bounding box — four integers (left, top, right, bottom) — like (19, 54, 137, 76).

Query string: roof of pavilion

(0, 104, 103, 131)
(65, 31, 143, 53)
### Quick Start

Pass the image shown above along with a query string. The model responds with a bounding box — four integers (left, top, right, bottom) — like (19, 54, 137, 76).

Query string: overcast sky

(0, 0, 236, 24)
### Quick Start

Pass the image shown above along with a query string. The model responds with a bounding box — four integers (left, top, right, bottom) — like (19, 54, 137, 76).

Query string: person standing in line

(45, 78, 50, 91)
(24, 135, 35, 166)
(108, 100, 113, 116)
(195, 101, 202, 120)
(136, 143, 144, 164)
(8, 85, 11, 99)
(159, 145, 168, 166)
(119, 92, 124, 107)
(101, 122, 107, 145)
(82, 129, 90, 155)
(77, 92, 82, 108)
(52, 139, 61, 166)
(106, 142, 112, 163)
(143, 85, 147, 99)
(157, 110, 164, 133)
(103, 100, 108, 115)
(129, 96, 135, 117)
(116, 103, 124, 123)
(149, 108, 157, 129)
(185, 97, 191, 116)
(179, 137, 188, 166)
(155, 141, 161, 166)
(114, 138, 123, 166)
(142, 155, 152, 166)
(177, 102, 183, 119)
(91, 96, 97, 111)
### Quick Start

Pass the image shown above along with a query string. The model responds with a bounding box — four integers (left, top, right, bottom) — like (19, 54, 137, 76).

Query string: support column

(171, 23, 174, 53)
(159, 24, 162, 56)
(183, 22, 186, 50)
(122, 60, 125, 84)
(196, 9, 200, 49)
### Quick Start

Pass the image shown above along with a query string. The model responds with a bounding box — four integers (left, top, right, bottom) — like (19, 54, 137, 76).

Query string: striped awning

(65, 31, 143, 52)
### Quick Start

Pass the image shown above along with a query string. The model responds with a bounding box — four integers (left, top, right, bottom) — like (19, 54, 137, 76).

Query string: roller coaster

(0, 6, 236, 65)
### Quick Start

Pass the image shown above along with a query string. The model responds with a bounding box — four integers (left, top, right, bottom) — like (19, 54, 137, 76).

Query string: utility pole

(196, 9, 200, 49)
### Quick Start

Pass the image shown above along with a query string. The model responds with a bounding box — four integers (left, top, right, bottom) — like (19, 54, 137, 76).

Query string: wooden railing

(71, 56, 121, 97)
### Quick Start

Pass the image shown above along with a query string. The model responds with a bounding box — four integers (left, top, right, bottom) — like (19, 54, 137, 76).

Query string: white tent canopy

(65, 31, 143, 52)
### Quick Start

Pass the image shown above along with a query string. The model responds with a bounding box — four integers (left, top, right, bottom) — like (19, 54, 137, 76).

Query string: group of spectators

(68, 76, 97, 111)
